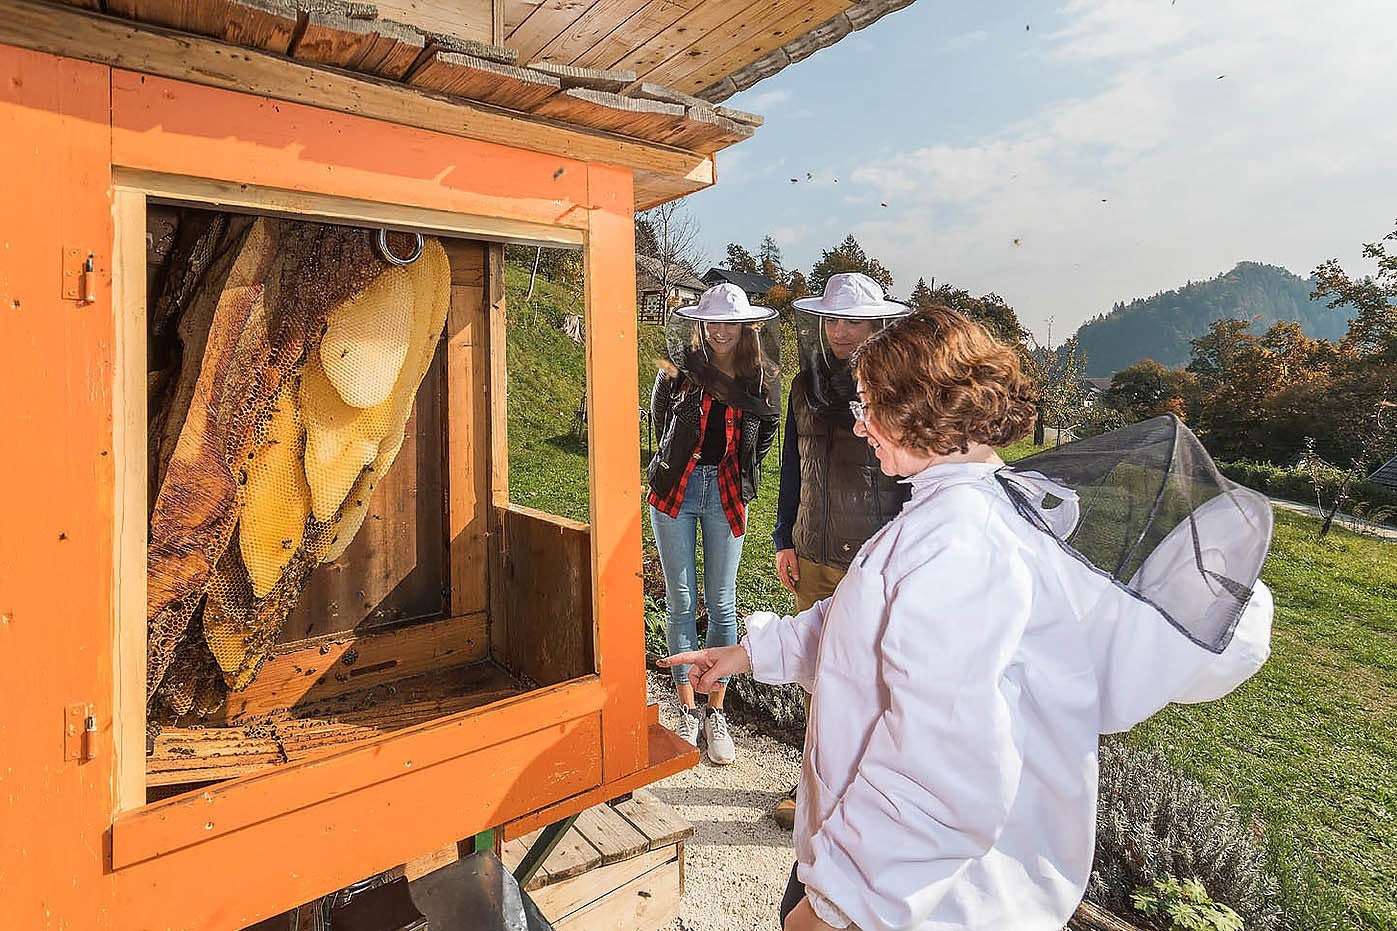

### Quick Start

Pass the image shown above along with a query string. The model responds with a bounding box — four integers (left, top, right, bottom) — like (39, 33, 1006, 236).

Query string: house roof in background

(1370, 454, 1397, 490)
(702, 267, 776, 295)
(637, 254, 709, 292)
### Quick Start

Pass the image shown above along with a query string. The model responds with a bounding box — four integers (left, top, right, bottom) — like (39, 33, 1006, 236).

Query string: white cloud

(843, 0, 1397, 341)
(944, 30, 987, 51)
(743, 88, 791, 112)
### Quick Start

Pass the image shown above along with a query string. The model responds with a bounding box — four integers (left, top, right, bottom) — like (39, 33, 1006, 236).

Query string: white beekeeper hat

(673, 282, 778, 322)
(792, 272, 909, 319)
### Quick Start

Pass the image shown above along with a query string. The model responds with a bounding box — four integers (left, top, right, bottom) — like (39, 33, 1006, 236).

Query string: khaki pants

(794, 560, 845, 718)
(793, 559, 846, 613)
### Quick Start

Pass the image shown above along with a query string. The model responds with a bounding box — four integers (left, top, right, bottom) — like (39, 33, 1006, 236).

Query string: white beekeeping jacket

(742, 461, 1272, 931)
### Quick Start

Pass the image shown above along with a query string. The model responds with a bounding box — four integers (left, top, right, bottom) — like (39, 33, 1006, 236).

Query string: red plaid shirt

(647, 393, 747, 536)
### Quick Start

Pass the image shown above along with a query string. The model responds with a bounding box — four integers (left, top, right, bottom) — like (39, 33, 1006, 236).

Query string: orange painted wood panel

(109, 72, 594, 231)
(0, 45, 116, 931)
(112, 676, 604, 868)
(115, 713, 604, 930)
(503, 722, 698, 839)
(583, 164, 647, 782)
(1, 44, 672, 931)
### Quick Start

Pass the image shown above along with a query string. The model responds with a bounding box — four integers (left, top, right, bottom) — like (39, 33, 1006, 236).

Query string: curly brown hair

(851, 305, 1037, 454)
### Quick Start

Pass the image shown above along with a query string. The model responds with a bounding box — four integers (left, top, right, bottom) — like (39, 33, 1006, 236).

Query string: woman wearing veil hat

(648, 283, 781, 764)
(768, 272, 913, 829)
(662, 305, 1274, 931)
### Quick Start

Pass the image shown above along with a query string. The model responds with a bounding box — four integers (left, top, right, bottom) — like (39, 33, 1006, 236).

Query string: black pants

(779, 862, 805, 928)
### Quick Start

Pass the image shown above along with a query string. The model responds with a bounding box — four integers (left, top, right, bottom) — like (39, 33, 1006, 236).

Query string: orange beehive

(0, 1, 913, 927)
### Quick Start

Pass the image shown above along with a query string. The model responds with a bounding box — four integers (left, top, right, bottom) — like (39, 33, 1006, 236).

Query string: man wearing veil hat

(769, 273, 912, 828)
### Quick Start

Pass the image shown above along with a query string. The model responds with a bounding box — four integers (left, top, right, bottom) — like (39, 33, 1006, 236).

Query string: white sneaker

(674, 704, 701, 746)
(703, 708, 736, 765)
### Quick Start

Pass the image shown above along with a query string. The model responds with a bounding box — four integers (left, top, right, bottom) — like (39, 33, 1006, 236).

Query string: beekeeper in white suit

(662, 305, 1274, 931)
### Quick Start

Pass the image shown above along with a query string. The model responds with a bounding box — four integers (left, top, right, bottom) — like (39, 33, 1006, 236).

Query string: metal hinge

(61, 248, 97, 305)
(64, 703, 97, 762)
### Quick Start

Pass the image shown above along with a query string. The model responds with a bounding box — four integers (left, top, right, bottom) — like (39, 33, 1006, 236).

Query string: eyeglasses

(849, 399, 869, 423)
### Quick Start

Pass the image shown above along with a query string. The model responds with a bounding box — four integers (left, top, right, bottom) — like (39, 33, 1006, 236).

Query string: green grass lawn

(1130, 508, 1397, 931)
(503, 265, 1395, 930)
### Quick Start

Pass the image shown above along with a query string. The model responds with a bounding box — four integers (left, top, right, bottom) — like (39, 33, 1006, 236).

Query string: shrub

(1218, 459, 1397, 520)
(1088, 740, 1281, 931)
(1131, 877, 1244, 931)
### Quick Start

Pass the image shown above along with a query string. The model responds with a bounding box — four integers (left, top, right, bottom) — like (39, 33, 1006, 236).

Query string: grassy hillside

(504, 263, 1393, 930)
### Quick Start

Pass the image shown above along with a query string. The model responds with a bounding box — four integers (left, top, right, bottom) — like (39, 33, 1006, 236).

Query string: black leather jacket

(646, 371, 779, 504)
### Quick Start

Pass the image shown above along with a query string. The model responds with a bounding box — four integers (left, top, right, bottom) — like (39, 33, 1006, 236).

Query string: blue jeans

(650, 465, 744, 686)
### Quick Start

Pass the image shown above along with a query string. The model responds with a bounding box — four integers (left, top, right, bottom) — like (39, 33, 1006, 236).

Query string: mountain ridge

(1072, 261, 1350, 376)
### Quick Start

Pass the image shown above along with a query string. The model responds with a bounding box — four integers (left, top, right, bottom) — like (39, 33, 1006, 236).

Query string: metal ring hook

(377, 229, 425, 266)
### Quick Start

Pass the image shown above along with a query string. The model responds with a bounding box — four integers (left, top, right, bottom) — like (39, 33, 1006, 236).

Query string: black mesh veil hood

(998, 416, 1273, 654)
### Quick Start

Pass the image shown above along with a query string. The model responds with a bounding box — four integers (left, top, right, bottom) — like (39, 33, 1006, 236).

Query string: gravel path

(647, 673, 801, 931)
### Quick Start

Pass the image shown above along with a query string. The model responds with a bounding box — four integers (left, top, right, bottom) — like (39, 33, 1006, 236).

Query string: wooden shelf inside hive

(147, 660, 529, 789)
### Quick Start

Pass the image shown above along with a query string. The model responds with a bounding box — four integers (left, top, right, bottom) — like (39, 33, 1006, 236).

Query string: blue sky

(680, 0, 1397, 345)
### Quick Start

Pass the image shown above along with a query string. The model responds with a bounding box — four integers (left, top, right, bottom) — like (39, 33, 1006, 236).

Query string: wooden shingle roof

(9, 0, 917, 208)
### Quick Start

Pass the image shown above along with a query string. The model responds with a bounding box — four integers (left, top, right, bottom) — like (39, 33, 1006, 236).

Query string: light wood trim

(528, 845, 676, 919)
(373, 0, 494, 44)
(551, 854, 681, 929)
(487, 243, 512, 510)
(110, 168, 587, 248)
(214, 612, 490, 724)
(0, 0, 716, 194)
(486, 243, 512, 665)
(501, 501, 590, 534)
(111, 185, 147, 814)
(445, 240, 491, 618)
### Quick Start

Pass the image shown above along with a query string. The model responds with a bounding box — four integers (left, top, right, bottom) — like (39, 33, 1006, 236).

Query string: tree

(927, 284, 1027, 345)
(909, 277, 935, 311)
(724, 242, 757, 274)
(1022, 334, 1088, 446)
(639, 200, 706, 314)
(809, 234, 894, 296)
(758, 234, 786, 286)
(1313, 220, 1397, 360)
(1101, 360, 1199, 422)
(789, 269, 810, 302)
(635, 215, 659, 259)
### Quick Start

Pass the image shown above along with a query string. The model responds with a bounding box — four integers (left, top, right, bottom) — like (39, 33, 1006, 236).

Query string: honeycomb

(147, 219, 451, 719)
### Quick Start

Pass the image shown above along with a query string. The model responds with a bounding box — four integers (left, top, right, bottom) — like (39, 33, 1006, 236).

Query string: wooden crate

(407, 789, 691, 931)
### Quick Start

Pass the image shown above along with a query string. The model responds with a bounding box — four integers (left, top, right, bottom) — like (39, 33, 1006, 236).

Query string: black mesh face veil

(664, 313, 782, 417)
(998, 415, 1273, 654)
(793, 307, 908, 412)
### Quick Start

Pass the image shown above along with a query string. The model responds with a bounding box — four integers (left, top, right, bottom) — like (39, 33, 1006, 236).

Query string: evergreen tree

(724, 243, 757, 274)
(758, 234, 786, 285)
(809, 234, 894, 295)
(909, 277, 935, 311)
(635, 215, 659, 258)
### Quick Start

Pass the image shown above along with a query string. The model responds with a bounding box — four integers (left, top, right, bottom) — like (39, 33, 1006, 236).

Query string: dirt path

(648, 673, 800, 931)
(1270, 497, 1397, 541)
